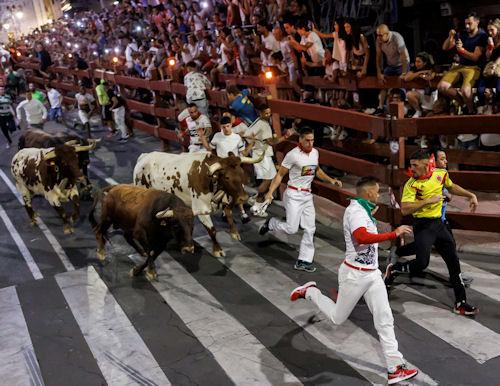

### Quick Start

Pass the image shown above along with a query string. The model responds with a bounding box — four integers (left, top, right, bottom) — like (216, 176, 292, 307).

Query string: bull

(18, 129, 99, 199)
(88, 184, 195, 280)
(133, 150, 265, 257)
(11, 142, 96, 234)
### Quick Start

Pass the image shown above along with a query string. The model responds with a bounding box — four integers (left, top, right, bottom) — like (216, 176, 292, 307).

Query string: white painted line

(0, 286, 45, 385)
(0, 169, 75, 271)
(88, 166, 119, 186)
(428, 256, 500, 303)
(55, 266, 170, 386)
(144, 254, 303, 385)
(0, 204, 43, 280)
(402, 301, 500, 364)
(269, 224, 500, 366)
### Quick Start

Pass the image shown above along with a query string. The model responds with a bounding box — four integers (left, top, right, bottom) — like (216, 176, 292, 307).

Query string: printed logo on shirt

(301, 165, 317, 176)
(355, 245, 376, 265)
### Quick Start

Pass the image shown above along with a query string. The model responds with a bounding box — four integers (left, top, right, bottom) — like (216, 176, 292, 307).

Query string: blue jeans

(49, 107, 63, 121)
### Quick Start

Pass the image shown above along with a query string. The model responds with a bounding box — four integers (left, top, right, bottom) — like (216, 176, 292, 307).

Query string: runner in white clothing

(177, 103, 212, 153)
(259, 127, 341, 272)
(289, 176, 418, 385)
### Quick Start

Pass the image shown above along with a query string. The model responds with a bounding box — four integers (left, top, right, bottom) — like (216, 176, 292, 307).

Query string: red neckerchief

(232, 117, 243, 126)
(406, 154, 436, 180)
(298, 143, 313, 154)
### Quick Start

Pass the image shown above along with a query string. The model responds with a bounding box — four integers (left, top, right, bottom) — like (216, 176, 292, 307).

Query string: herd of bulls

(10, 129, 264, 279)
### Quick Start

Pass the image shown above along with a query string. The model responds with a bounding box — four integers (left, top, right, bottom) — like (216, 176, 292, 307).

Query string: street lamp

(15, 11, 24, 20)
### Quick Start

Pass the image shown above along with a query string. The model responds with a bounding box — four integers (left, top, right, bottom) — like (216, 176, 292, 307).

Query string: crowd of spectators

(1, 0, 499, 151)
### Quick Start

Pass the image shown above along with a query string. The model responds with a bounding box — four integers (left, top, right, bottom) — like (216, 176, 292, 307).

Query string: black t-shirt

(76, 58, 89, 70)
(459, 30, 487, 66)
(107, 89, 125, 108)
(37, 50, 52, 71)
(491, 45, 500, 62)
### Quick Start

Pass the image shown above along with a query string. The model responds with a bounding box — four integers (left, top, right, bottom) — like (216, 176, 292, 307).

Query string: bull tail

(88, 185, 114, 232)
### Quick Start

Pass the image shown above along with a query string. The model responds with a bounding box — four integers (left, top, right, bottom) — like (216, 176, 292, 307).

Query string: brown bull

(88, 184, 195, 280)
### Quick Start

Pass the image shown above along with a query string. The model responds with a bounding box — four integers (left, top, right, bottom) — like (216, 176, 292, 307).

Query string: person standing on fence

(75, 84, 97, 138)
(288, 176, 418, 385)
(0, 85, 17, 149)
(259, 127, 342, 272)
(108, 85, 129, 143)
(384, 150, 479, 316)
(177, 103, 212, 153)
(184, 61, 212, 116)
(16, 91, 47, 130)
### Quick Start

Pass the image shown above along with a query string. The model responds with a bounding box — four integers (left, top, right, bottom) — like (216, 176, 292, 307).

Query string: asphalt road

(0, 119, 499, 386)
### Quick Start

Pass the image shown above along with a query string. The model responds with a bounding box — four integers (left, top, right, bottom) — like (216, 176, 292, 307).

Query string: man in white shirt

(75, 84, 96, 138)
(45, 84, 63, 122)
(260, 127, 342, 272)
(177, 103, 212, 153)
(125, 38, 139, 69)
(16, 92, 47, 129)
(184, 61, 212, 116)
(289, 176, 418, 385)
(256, 21, 280, 68)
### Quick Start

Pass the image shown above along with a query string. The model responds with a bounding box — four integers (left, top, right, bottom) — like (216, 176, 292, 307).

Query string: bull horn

(155, 209, 174, 219)
(192, 210, 212, 216)
(65, 139, 79, 146)
(240, 144, 268, 164)
(74, 140, 97, 152)
(59, 178, 68, 190)
(44, 149, 56, 160)
(208, 162, 222, 175)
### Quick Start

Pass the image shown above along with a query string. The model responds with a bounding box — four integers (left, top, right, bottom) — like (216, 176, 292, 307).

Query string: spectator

(0, 86, 17, 148)
(184, 61, 212, 116)
(45, 83, 63, 123)
(404, 52, 437, 118)
(273, 26, 299, 87)
(35, 42, 52, 78)
(227, 85, 258, 125)
(75, 84, 97, 138)
(438, 12, 487, 114)
(313, 18, 348, 73)
(374, 24, 410, 115)
(16, 92, 47, 130)
(255, 21, 280, 69)
(289, 20, 325, 76)
(478, 18, 500, 113)
(177, 103, 212, 153)
(344, 18, 370, 78)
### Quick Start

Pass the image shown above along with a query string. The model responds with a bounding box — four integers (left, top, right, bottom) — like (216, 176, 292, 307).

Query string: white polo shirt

(281, 147, 319, 190)
(186, 113, 212, 146)
(343, 200, 379, 269)
(210, 132, 245, 158)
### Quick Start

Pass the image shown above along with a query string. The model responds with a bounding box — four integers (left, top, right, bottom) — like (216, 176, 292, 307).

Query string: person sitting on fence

(438, 12, 487, 114)
(313, 17, 348, 76)
(477, 18, 500, 114)
(403, 52, 437, 119)
(374, 24, 410, 116)
(289, 20, 325, 77)
(177, 103, 212, 153)
(184, 61, 212, 116)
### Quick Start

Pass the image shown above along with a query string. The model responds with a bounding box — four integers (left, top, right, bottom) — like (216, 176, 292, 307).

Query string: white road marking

(55, 266, 170, 385)
(0, 286, 45, 385)
(0, 169, 75, 271)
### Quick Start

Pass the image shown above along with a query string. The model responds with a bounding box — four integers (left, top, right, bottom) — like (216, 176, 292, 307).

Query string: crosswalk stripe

(0, 169, 75, 272)
(0, 286, 44, 386)
(139, 253, 303, 385)
(428, 256, 500, 303)
(250, 223, 439, 385)
(268, 222, 500, 367)
(55, 266, 170, 385)
(0, 204, 43, 280)
(402, 301, 500, 364)
(196, 232, 395, 385)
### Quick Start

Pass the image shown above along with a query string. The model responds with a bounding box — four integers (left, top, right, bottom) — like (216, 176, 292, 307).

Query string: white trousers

(268, 188, 315, 263)
(306, 263, 404, 371)
(78, 109, 90, 125)
(113, 106, 127, 138)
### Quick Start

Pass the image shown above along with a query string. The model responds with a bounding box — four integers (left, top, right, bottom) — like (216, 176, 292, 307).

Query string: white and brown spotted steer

(133, 150, 264, 257)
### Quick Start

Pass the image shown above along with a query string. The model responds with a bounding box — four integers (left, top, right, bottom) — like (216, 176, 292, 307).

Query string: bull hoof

(213, 249, 225, 258)
(230, 232, 241, 241)
(63, 225, 74, 235)
(30, 219, 38, 227)
(146, 268, 158, 281)
(181, 245, 195, 254)
(129, 266, 142, 278)
(97, 250, 106, 261)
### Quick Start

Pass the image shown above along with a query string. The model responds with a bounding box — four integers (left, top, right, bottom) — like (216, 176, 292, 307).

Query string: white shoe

(247, 195, 257, 206)
(411, 110, 422, 118)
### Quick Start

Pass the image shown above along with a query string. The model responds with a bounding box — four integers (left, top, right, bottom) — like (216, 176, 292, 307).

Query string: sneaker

(290, 281, 317, 301)
(247, 194, 257, 206)
(411, 110, 422, 118)
(461, 274, 473, 286)
(388, 364, 418, 384)
(241, 213, 251, 224)
(384, 263, 395, 287)
(453, 301, 479, 316)
(372, 107, 384, 116)
(118, 136, 129, 142)
(258, 218, 270, 235)
(294, 260, 317, 273)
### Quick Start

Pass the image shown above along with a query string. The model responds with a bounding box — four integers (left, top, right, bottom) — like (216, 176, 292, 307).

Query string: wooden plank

(154, 106, 177, 119)
(124, 100, 155, 115)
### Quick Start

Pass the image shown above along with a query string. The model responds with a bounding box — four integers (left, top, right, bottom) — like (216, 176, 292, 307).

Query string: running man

(290, 176, 418, 384)
(259, 127, 341, 272)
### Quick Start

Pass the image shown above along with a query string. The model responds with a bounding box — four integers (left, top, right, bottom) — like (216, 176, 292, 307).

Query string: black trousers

(396, 218, 465, 304)
(0, 115, 14, 144)
(396, 220, 454, 257)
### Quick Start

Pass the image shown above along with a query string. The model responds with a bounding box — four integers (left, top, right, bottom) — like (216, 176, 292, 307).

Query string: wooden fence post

(388, 101, 406, 227)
